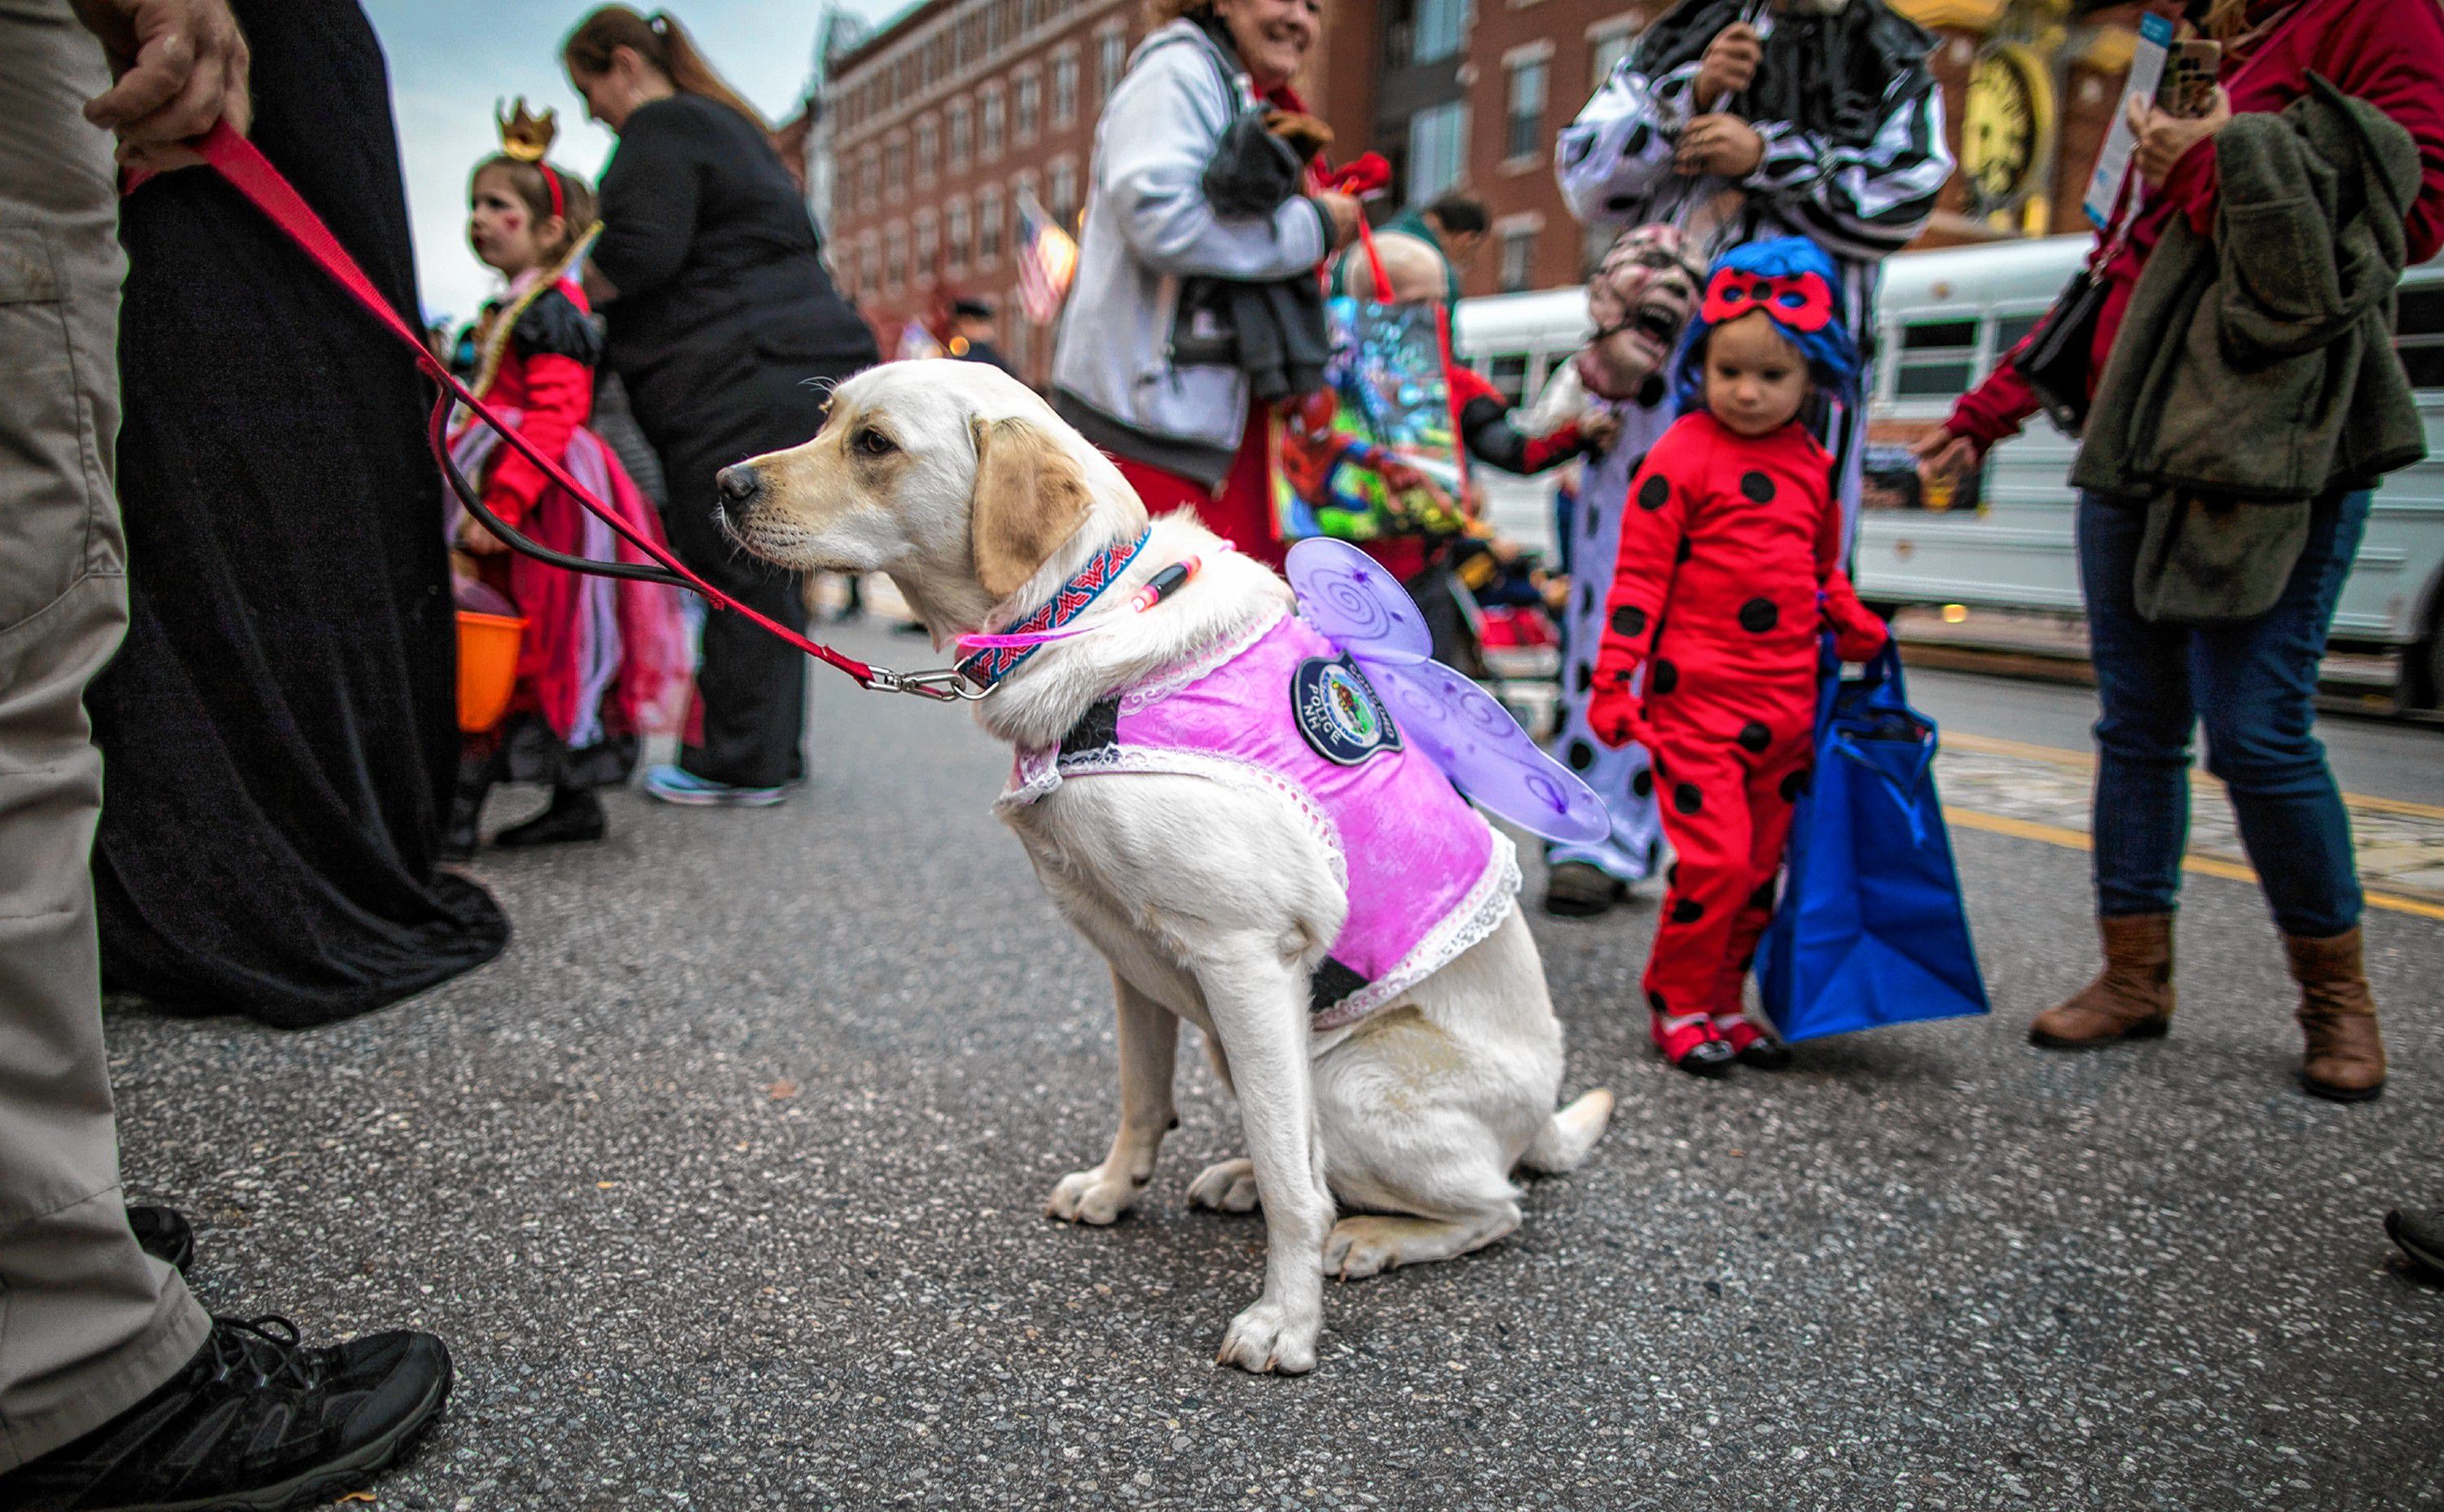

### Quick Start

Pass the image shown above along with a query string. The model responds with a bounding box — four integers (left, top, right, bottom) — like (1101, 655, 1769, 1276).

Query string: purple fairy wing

(1285, 537, 1431, 666)
(1365, 659, 1612, 844)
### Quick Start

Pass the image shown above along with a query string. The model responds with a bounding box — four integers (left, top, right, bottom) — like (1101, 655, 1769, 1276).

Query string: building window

(978, 187, 1004, 262)
(1015, 72, 1040, 138)
(916, 116, 939, 181)
(1052, 51, 1079, 125)
(949, 99, 973, 169)
(947, 200, 971, 270)
(885, 136, 908, 191)
(1404, 101, 1468, 207)
(1590, 24, 1636, 90)
(1498, 226, 1536, 292)
(1097, 28, 1126, 102)
(1049, 160, 1078, 226)
(860, 156, 880, 212)
(916, 215, 938, 284)
(886, 224, 907, 289)
(1389, 0, 1467, 68)
(1505, 56, 1547, 162)
(981, 87, 1005, 157)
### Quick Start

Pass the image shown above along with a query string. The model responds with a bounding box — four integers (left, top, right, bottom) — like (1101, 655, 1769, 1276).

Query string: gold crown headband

(492, 97, 566, 218)
(496, 97, 558, 162)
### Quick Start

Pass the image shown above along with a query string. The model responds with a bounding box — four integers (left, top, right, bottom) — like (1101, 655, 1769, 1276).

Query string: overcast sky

(364, 0, 908, 327)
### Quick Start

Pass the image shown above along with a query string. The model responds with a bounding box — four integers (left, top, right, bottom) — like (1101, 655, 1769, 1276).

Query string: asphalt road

(1904, 665, 2444, 810)
(105, 626, 2443, 1511)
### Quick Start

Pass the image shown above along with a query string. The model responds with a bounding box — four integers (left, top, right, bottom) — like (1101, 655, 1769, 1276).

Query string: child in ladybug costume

(1586, 237, 1890, 1075)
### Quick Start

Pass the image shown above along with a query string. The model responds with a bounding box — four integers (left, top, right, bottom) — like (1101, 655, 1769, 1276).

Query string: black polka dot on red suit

(1749, 878, 1777, 910)
(1670, 897, 1706, 924)
(1673, 782, 1703, 815)
(1779, 768, 1809, 802)
(1738, 722, 1770, 752)
(1632, 767, 1654, 797)
(1740, 471, 1775, 503)
(1667, 862, 1681, 888)
(1738, 598, 1779, 633)
(1611, 605, 1646, 638)
(1651, 659, 1678, 695)
(1573, 662, 1593, 693)
(1566, 740, 1595, 771)
(1675, 537, 1692, 565)
(1638, 475, 1671, 512)
(1646, 988, 1668, 1013)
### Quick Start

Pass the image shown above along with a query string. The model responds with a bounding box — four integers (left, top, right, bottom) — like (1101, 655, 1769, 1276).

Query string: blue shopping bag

(1757, 640, 1990, 1042)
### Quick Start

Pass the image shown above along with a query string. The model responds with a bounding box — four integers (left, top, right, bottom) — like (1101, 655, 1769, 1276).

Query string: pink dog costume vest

(1000, 611, 1521, 1031)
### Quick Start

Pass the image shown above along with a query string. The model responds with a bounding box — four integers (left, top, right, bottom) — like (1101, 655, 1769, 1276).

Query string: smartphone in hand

(2156, 40, 2220, 118)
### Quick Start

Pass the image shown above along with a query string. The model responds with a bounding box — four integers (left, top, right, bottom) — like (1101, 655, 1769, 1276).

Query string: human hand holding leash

(71, 0, 251, 174)
(1677, 113, 1765, 178)
(1693, 21, 1762, 107)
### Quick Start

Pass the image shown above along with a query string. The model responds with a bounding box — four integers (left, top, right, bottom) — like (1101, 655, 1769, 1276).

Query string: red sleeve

(1945, 339, 2042, 451)
(1445, 363, 1498, 407)
(2322, 0, 2444, 264)
(1814, 472, 1888, 661)
(1593, 421, 1703, 691)
(481, 351, 591, 528)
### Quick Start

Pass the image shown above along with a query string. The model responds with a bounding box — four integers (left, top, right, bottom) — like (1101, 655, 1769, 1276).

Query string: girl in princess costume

(446, 102, 688, 855)
(1585, 237, 1889, 1075)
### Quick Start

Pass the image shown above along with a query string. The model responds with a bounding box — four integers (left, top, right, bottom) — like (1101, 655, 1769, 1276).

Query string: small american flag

(1015, 188, 1078, 326)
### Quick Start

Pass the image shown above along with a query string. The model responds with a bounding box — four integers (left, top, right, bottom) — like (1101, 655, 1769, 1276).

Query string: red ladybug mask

(1699, 266, 1834, 334)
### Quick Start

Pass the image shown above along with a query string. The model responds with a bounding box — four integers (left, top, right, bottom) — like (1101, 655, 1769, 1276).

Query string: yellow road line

(1941, 807, 2444, 923)
(1942, 730, 2444, 821)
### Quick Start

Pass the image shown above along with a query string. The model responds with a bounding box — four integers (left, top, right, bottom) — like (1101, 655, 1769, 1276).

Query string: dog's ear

(969, 416, 1092, 600)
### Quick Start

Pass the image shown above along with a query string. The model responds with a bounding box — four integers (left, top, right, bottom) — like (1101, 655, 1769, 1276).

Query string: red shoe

(1651, 1008, 1735, 1077)
(1713, 1012, 1792, 1070)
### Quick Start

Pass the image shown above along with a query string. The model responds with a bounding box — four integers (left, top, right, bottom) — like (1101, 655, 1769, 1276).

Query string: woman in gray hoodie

(1049, 0, 1359, 568)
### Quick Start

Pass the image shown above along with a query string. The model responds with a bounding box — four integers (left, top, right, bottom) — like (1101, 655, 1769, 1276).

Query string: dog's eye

(852, 425, 897, 457)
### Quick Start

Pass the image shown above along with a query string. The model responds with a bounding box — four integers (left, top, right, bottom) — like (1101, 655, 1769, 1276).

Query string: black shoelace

(203, 1315, 318, 1393)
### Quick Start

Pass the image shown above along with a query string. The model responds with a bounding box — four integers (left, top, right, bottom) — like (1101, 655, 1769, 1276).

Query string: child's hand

(1586, 675, 1654, 751)
(456, 515, 509, 556)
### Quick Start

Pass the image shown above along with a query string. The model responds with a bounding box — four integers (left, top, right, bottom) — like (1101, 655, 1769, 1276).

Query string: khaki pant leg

(0, 0, 210, 1473)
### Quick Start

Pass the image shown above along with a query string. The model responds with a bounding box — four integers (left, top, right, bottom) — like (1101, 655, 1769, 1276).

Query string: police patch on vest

(1291, 656, 1401, 766)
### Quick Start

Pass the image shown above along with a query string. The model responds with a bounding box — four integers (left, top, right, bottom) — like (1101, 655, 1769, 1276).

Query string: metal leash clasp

(866, 665, 991, 701)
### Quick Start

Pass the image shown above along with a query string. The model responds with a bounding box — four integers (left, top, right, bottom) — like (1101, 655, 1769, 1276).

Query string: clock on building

(1960, 46, 2050, 220)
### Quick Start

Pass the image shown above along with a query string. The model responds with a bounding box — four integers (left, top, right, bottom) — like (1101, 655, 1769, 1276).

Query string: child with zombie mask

(1541, 224, 1706, 916)
(1587, 238, 1889, 1075)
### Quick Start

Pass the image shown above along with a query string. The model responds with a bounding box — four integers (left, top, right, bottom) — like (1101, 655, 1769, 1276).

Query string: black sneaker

(0, 1316, 451, 1511)
(1543, 861, 1627, 918)
(124, 1207, 193, 1274)
(491, 787, 606, 847)
(2388, 1207, 2444, 1281)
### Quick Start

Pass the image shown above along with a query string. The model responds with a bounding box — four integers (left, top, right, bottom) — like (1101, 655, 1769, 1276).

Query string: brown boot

(2284, 926, 2386, 1102)
(2029, 913, 2175, 1048)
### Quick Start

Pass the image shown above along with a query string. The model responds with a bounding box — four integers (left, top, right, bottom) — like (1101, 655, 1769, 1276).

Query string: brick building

(819, 0, 2147, 369)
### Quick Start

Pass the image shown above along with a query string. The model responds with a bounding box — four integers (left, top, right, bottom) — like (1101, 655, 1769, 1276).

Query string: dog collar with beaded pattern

(954, 530, 1153, 691)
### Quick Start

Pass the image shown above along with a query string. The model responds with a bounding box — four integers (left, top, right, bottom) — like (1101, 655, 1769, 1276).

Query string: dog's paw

(1325, 1215, 1420, 1280)
(1214, 1298, 1319, 1375)
(1044, 1167, 1141, 1226)
(1186, 1158, 1260, 1214)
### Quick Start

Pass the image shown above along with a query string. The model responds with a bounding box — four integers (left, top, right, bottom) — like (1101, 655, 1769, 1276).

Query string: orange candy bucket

(455, 609, 526, 732)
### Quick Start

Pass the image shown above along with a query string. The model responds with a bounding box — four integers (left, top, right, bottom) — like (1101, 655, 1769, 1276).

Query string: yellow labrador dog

(718, 361, 1611, 1374)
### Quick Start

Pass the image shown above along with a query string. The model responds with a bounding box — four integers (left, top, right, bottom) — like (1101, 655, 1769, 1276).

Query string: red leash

(171, 124, 924, 694)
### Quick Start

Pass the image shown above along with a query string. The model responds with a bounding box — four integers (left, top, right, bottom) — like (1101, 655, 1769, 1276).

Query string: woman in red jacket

(1916, 0, 2444, 1102)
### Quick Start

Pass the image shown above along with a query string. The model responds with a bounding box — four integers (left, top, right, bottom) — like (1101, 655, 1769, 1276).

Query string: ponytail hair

(563, 7, 767, 133)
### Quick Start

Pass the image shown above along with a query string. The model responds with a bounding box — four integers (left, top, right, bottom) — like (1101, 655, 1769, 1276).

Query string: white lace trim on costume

(1309, 831, 1521, 1033)
(1116, 608, 1286, 714)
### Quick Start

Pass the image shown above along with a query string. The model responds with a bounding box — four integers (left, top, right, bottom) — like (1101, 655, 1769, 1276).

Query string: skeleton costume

(1546, 226, 1705, 892)
(1555, 0, 1950, 538)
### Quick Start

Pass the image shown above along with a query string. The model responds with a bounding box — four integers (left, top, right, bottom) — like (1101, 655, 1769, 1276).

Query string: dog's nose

(714, 464, 762, 514)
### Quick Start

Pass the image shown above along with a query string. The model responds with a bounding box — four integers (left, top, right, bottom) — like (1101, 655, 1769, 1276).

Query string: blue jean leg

(2077, 491, 2370, 936)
